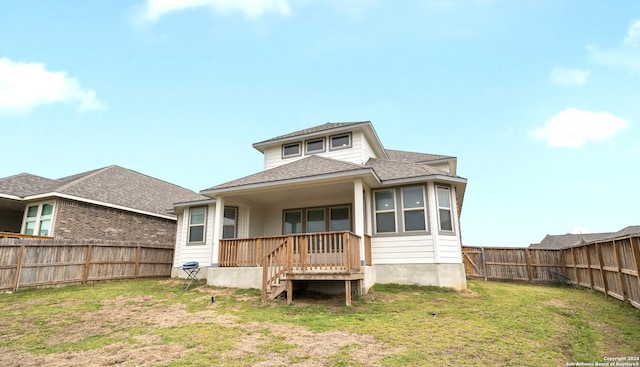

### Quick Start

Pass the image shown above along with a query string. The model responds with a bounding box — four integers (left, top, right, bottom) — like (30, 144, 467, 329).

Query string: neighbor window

(305, 138, 325, 154)
(330, 133, 351, 150)
(282, 142, 301, 157)
(188, 207, 206, 243)
(436, 186, 453, 232)
(23, 202, 54, 236)
(374, 190, 396, 233)
(222, 206, 238, 239)
(283, 210, 303, 234)
(402, 186, 427, 232)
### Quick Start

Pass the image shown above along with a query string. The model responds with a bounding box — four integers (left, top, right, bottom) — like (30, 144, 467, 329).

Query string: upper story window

(305, 138, 325, 154)
(282, 142, 302, 158)
(374, 190, 396, 233)
(330, 133, 351, 151)
(436, 186, 454, 232)
(23, 202, 54, 236)
(402, 186, 427, 232)
(188, 206, 206, 243)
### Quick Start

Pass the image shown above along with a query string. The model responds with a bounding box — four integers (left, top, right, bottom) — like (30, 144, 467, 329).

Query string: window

(282, 142, 301, 158)
(374, 190, 396, 233)
(402, 187, 427, 231)
(330, 206, 350, 231)
(283, 210, 302, 234)
(305, 138, 325, 154)
(436, 186, 453, 232)
(23, 203, 54, 236)
(306, 208, 325, 232)
(188, 207, 206, 243)
(330, 133, 351, 150)
(222, 206, 238, 239)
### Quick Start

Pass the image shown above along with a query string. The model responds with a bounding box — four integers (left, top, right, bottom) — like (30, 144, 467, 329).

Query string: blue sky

(1, 0, 639, 247)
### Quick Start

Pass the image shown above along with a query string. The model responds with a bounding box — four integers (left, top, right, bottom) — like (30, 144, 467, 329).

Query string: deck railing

(219, 231, 366, 270)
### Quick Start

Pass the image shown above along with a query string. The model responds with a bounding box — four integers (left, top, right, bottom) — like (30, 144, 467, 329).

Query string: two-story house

(172, 121, 467, 304)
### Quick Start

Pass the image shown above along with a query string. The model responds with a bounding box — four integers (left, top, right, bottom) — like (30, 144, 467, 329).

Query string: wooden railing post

(344, 232, 351, 273)
(287, 236, 293, 273)
(13, 245, 25, 291)
(256, 238, 263, 266)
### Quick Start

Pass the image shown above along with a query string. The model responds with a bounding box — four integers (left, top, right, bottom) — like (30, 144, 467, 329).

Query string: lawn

(1, 279, 639, 366)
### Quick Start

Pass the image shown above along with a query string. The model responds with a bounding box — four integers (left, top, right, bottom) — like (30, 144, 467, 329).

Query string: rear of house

(172, 121, 467, 302)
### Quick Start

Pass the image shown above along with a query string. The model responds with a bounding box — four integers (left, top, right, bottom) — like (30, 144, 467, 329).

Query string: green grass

(1, 279, 638, 366)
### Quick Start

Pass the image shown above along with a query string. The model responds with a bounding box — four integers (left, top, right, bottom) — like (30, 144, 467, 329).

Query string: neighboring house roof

(0, 166, 207, 218)
(529, 225, 640, 249)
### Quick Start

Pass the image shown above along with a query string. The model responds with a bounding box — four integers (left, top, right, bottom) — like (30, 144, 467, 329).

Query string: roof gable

(253, 122, 369, 147)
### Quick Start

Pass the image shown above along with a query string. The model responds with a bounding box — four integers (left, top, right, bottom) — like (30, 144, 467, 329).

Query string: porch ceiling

(0, 198, 24, 212)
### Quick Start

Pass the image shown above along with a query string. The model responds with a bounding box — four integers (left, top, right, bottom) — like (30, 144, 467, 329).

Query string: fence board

(0, 239, 173, 291)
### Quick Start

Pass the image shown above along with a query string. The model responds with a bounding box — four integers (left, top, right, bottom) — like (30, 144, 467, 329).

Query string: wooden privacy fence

(0, 238, 174, 291)
(462, 234, 640, 309)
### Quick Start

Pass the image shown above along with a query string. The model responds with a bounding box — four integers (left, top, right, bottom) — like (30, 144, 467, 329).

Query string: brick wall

(53, 199, 176, 243)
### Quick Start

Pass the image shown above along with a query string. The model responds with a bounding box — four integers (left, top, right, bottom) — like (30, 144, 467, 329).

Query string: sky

(1, 0, 639, 247)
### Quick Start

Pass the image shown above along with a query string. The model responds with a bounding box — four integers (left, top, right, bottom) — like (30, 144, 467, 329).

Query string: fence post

(613, 240, 627, 301)
(585, 243, 594, 289)
(596, 242, 609, 298)
(525, 249, 532, 282)
(481, 247, 487, 281)
(571, 247, 579, 285)
(13, 245, 25, 292)
(631, 237, 640, 295)
(134, 246, 141, 279)
(83, 245, 93, 284)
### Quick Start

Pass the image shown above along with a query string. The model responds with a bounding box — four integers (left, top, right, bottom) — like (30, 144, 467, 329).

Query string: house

(529, 225, 640, 250)
(172, 121, 468, 304)
(0, 165, 206, 243)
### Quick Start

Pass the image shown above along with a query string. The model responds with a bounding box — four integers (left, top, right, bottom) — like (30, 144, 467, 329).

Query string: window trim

(304, 138, 326, 155)
(436, 185, 455, 235)
(282, 142, 302, 158)
(401, 186, 428, 233)
(329, 133, 352, 151)
(283, 209, 303, 234)
(22, 202, 55, 237)
(373, 189, 397, 234)
(187, 206, 207, 244)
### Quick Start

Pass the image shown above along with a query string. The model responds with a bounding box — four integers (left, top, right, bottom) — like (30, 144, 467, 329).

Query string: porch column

(211, 196, 224, 266)
(353, 179, 365, 264)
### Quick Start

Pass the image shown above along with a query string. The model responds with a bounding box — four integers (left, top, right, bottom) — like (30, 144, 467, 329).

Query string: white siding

(371, 235, 436, 264)
(175, 203, 215, 267)
(429, 163, 450, 173)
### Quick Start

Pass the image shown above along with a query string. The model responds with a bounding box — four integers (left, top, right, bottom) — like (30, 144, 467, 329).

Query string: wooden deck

(0, 232, 53, 240)
(219, 231, 371, 305)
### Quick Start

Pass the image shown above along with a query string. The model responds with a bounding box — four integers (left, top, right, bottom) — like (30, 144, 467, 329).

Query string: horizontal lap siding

(437, 237, 463, 263)
(371, 236, 435, 264)
(175, 204, 215, 267)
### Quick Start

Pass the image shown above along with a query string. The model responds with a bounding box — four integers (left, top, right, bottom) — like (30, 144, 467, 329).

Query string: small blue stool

(181, 261, 200, 289)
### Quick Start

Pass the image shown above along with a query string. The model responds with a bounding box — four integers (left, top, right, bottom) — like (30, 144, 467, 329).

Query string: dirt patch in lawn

(0, 285, 401, 367)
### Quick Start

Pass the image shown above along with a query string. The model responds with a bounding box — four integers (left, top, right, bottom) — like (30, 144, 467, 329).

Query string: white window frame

(436, 186, 454, 233)
(187, 206, 207, 243)
(329, 133, 352, 151)
(305, 138, 326, 155)
(373, 189, 397, 234)
(282, 142, 302, 158)
(401, 186, 428, 232)
(21, 202, 55, 237)
(222, 206, 238, 239)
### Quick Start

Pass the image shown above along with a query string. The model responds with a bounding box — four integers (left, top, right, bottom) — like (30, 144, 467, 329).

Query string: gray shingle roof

(385, 149, 453, 163)
(365, 158, 456, 181)
(0, 166, 207, 217)
(529, 225, 640, 249)
(253, 121, 371, 146)
(204, 155, 372, 191)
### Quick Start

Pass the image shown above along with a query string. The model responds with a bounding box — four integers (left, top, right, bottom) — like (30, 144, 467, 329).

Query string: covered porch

(219, 231, 372, 305)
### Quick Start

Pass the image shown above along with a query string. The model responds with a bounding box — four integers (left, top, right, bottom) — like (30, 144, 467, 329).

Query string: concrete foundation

(206, 266, 262, 289)
(373, 263, 467, 290)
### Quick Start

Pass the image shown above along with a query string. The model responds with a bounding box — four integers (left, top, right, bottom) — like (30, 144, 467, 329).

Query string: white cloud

(588, 19, 640, 75)
(137, 0, 291, 23)
(530, 108, 629, 148)
(0, 57, 105, 114)
(550, 66, 589, 86)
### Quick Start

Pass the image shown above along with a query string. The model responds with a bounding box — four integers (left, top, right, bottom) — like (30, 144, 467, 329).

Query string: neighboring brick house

(0, 166, 206, 243)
